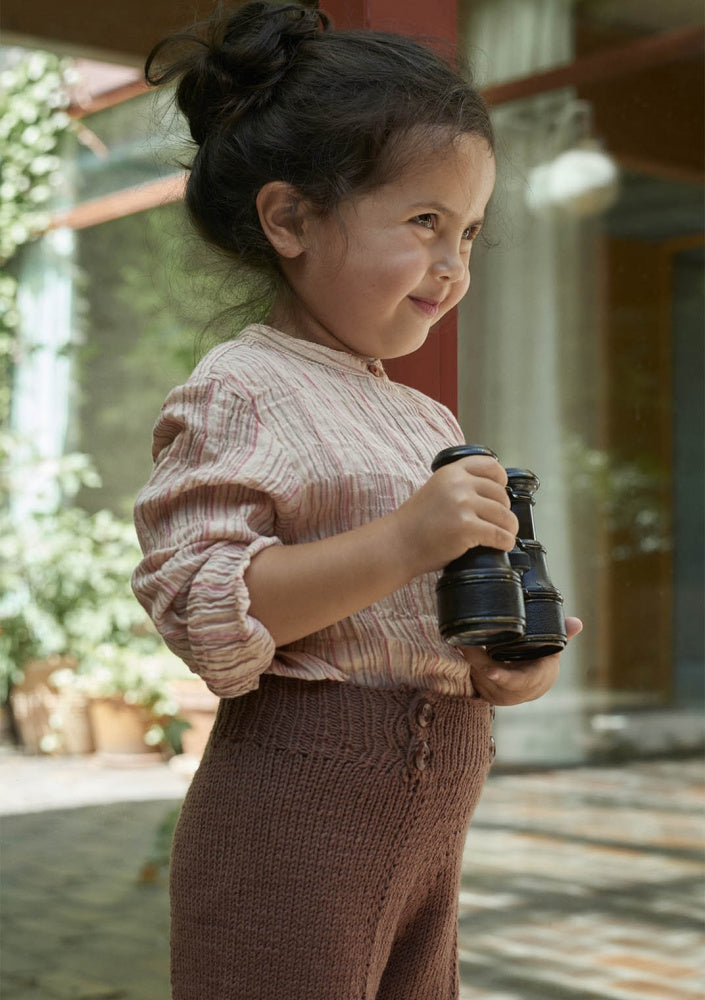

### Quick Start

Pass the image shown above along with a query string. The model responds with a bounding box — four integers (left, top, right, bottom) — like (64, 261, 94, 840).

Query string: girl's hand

(462, 616, 583, 706)
(246, 455, 515, 649)
(393, 456, 519, 577)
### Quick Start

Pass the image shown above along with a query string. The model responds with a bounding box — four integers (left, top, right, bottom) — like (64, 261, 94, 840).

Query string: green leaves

(0, 49, 77, 429)
(0, 439, 190, 703)
(0, 49, 75, 265)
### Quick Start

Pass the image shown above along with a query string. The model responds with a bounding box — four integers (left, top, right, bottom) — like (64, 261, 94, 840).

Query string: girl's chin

(379, 332, 433, 361)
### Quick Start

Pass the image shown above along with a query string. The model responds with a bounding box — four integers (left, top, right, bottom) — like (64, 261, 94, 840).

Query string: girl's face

(273, 132, 496, 360)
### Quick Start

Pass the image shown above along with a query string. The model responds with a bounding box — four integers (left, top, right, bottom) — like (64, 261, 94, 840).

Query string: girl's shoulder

(150, 328, 296, 464)
(190, 326, 279, 387)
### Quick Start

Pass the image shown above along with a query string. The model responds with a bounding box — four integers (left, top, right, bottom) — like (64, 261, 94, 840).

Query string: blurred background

(0, 1, 703, 999)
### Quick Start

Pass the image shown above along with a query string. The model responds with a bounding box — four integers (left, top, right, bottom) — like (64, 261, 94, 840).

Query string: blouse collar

(241, 324, 388, 380)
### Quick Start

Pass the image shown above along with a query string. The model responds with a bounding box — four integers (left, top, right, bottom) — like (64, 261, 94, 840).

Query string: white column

(10, 226, 77, 516)
(460, 0, 598, 764)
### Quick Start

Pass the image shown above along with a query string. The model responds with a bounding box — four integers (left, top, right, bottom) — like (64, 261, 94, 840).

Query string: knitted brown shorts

(170, 675, 494, 1000)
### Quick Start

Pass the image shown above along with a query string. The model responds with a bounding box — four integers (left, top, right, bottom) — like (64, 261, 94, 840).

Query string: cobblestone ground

(1, 753, 702, 1000)
(457, 759, 704, 1000)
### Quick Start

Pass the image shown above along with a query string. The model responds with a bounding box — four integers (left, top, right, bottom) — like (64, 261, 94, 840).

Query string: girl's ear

(256, 181, 308, 259)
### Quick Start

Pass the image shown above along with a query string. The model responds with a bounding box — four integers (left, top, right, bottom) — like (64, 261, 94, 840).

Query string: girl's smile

(408, 297, 442, 318)
(269, 132, 496, 360)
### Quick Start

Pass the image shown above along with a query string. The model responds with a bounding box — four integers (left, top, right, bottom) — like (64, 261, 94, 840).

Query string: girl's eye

(412, 214, 436, 230)
(462, 224, 482, 242)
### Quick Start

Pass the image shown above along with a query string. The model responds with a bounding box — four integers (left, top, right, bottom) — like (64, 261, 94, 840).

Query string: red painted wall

(327, 0, 455, 39)
(323, 0, 459, 413)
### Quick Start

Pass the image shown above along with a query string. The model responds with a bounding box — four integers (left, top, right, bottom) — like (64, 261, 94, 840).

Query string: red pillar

(323, 0, 459, 414)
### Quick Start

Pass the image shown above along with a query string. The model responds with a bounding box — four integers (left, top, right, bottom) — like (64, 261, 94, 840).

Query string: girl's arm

(245, 453, 518, 647)
(246, 452, 583, 708)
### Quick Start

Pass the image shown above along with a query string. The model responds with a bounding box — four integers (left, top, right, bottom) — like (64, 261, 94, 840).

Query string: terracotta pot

(87, 696, 162, 760)
(9, 657, 94, 755)
(169, 677, 219, 760)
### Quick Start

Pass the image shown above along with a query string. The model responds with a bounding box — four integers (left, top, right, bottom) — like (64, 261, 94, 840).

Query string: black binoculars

(432, 444, 567, 662)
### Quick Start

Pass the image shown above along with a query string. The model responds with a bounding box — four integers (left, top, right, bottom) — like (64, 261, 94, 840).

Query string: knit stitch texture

(169, 675, 493, 999)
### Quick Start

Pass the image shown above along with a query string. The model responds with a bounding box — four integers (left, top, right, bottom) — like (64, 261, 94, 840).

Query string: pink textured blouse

(132, 324, 476, 698)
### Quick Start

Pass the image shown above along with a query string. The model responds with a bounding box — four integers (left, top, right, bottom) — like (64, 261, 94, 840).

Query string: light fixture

(526, 100, 620, 217)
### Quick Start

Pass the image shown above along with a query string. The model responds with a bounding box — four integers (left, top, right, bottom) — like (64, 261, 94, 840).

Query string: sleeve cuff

(184, 534, 282, 697)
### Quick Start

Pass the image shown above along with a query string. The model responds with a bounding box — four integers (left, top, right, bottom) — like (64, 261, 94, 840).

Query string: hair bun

(145, 2, 328, 145)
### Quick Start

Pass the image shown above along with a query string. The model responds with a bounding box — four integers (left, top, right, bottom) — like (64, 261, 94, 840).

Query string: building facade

(3, 0, 704, 765)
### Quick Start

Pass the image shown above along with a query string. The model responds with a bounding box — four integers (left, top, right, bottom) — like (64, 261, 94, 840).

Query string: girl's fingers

(485, 616, 583, 676)
(473, 497, 519, 534)
(458, 455, 509, 487)
(481, 659, 559, 704)
(464, 613, 583, 705)
(464, 476, 513, 511)
(485, 660, 555, 688)
(476, 520, 519, 553)
(565, 616, 583, 639)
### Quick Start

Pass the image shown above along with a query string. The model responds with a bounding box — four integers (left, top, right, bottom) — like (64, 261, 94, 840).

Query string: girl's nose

(431, 247, 466, 283)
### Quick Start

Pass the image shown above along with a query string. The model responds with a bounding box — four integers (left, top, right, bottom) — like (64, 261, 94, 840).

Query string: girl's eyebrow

(409, 201, 485, 227)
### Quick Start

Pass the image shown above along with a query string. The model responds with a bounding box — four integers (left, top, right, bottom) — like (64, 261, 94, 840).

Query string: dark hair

(145, 1, 493, 296)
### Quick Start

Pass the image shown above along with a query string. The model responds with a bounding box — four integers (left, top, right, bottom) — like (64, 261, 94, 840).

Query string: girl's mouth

(408, 296, 440, 318)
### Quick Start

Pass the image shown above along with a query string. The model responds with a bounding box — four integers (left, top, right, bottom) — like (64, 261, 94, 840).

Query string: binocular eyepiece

(432, 444, 567, 662)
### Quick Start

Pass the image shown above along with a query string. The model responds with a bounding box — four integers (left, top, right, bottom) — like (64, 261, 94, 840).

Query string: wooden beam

(1, 0, 197, 66)
(68, 79, 150, 119)
(614, 154, 704, 187)
(483, 25, 705, 106)
(64, 0, 456, 119)
(47, 174, 187, 232)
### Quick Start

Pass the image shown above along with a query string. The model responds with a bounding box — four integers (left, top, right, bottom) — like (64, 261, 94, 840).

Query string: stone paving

(457, 759, 705, 1000)
(0, 751, 703, 999)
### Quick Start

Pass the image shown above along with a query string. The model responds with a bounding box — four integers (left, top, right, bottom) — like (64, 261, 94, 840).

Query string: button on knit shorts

(169, 674, 494, 1000)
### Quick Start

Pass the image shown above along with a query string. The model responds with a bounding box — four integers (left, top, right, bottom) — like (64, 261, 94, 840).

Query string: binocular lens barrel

(486, 469, 567, 661)
(432, 445, 526, 646)
(432, 447, 567, 661)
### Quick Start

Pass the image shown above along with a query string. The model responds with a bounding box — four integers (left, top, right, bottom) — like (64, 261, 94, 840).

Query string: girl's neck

(267, 294, 366, 359)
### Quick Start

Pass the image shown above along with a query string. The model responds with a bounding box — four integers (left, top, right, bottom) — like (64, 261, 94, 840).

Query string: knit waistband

(210, 673, 491, 776)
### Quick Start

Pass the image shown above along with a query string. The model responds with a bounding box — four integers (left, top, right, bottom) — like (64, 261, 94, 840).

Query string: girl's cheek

(452, 272, 472, 304)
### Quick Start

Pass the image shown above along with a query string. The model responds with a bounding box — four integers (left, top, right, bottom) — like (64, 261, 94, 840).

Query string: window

(458, 0, 704, 761)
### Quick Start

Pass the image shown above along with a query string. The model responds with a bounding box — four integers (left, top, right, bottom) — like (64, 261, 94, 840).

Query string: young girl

(132, 3, 581, 997)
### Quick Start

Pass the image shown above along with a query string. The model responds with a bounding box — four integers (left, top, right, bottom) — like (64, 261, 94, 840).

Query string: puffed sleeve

(131, 375, 301, 697)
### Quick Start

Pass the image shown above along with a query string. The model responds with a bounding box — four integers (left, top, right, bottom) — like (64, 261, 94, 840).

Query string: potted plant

(51, 644, 190, 760)
(0, 436, 193, 756)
